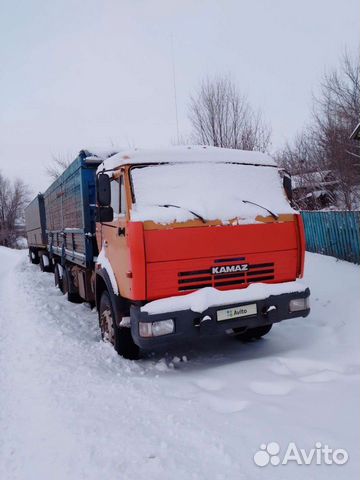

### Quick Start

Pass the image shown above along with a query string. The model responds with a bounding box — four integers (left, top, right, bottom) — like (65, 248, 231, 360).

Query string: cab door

(100, 173, 131, 299)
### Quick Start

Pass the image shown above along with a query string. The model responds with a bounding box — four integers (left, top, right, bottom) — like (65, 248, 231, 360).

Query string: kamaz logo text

(212, 264, 249, 275)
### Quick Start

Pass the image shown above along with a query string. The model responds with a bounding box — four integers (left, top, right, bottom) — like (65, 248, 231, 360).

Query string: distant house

(291, 170, 339, 210)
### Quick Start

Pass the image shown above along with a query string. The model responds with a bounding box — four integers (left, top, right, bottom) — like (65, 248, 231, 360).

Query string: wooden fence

(301, 211, 360, 264)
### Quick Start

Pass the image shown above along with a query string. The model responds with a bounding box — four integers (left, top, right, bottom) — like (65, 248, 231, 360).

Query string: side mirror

(96, 206, 114, 223)
(97, 173, 111, 206)
(283, 173, 293, 202)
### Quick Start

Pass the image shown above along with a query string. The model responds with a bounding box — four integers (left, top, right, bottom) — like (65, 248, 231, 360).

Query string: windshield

(130, 162, 295, 224)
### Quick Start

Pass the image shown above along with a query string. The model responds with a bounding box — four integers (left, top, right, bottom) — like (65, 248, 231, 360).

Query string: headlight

(289, 297, 310, 312)
(139, 319, 175, 337)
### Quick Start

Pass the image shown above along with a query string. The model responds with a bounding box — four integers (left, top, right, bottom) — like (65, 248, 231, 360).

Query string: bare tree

(277, 50, 360, 210)
(188, 76, 271, 152)
(0, 172, 29, 247)
(45, 153, 73, 181)
(313, 50, 360, 209)
(275, 130, 319, 174)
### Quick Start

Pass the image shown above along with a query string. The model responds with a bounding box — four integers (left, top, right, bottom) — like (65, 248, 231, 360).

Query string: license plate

(217, 303, 257, 322)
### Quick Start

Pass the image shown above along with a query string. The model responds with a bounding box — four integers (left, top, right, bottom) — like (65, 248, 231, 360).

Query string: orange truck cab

(94, 146, 310, 359)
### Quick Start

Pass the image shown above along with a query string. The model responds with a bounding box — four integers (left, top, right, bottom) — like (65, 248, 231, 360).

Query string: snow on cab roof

(96, 145, 277, 172)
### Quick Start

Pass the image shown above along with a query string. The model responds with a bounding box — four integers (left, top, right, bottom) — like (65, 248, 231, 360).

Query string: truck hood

(139, 216, 304, 301)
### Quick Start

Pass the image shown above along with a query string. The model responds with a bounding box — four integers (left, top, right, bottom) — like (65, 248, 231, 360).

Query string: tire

(39, 254, 53, 273)
(99, 290, 140, 360)
(63, 266, 82, 303)
(29, 249, 39, 265)
(54, 263, 64, 292)
(234, 324, 273, 342)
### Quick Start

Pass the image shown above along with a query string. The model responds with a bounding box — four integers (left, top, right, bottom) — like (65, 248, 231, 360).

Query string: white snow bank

(16, 236, 28, 249)
(130, 162, 295, 223)
(1, 248, 359, 480)
(141, 280, 308, 315)
(97, 145, 277, 173)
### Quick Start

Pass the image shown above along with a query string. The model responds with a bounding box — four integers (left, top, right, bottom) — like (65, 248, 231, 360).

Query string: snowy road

(0, 247, 359, 480)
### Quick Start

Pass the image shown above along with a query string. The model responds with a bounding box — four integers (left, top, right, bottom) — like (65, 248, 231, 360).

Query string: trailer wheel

(60, 267, 82, 303)
(29, 249, 39, 265)
(99, 290, 140, 360)
(234, 324, 273, 342)
(54, 263, 64, 292)
(39, 253, 53, 273)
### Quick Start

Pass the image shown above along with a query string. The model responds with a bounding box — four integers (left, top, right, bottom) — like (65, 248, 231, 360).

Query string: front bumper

(130, 288, 310, 349)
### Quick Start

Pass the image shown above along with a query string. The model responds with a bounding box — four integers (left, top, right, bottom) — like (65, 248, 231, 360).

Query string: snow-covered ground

(0, 246, 359, 480)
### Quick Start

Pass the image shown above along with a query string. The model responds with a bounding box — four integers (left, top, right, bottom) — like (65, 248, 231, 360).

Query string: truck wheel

(54, 263, 64, 292)
(39, 254, 53, 273)
(62, 267, 82, 303)
(29, 249, 39, 264)
(234, 324, 272, 341)
(99, 290, 140, 360)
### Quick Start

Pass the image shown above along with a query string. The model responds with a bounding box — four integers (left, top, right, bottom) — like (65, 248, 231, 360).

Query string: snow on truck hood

(97, 146, 295, 224)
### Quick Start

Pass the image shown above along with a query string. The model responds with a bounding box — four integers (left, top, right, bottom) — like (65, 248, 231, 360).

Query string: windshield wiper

(241, 200, 279, 220)
(156, 204, 206, 223)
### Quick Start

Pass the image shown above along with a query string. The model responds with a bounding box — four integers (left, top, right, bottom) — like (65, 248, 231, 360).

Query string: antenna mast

(171, 34, 180, 144)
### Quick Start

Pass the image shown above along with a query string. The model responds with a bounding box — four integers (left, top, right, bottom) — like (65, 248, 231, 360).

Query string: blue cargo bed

(43, 151, 102, 267)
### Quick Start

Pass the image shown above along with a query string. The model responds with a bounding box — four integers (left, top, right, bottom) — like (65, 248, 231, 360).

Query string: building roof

(291, 170, 337, 189)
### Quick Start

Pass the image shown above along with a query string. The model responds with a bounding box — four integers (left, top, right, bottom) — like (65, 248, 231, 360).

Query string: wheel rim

(100, 307, 115, 345)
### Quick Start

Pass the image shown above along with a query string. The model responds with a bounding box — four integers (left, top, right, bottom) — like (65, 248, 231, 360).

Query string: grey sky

(0, 0, 358, 195)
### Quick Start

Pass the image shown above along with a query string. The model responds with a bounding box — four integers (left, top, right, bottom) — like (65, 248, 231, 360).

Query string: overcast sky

(0, 0, 359, 195)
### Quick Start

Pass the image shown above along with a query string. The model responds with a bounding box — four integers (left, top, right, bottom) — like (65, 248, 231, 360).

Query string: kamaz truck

(25, 146, 310, 359)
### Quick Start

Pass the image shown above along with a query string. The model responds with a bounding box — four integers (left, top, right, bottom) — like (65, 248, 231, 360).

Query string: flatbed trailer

(25, 194, 47, 267)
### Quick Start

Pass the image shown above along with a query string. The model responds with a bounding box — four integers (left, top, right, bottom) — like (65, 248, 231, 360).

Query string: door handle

(118, 227, 126, 236)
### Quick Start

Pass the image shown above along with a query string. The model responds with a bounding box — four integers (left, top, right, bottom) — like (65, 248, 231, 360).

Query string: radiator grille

(178, 261, 275, 292)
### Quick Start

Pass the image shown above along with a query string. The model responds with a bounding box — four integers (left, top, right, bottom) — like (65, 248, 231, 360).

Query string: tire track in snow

(2, 249, 359, 480)
(0, 251, 243, 480)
